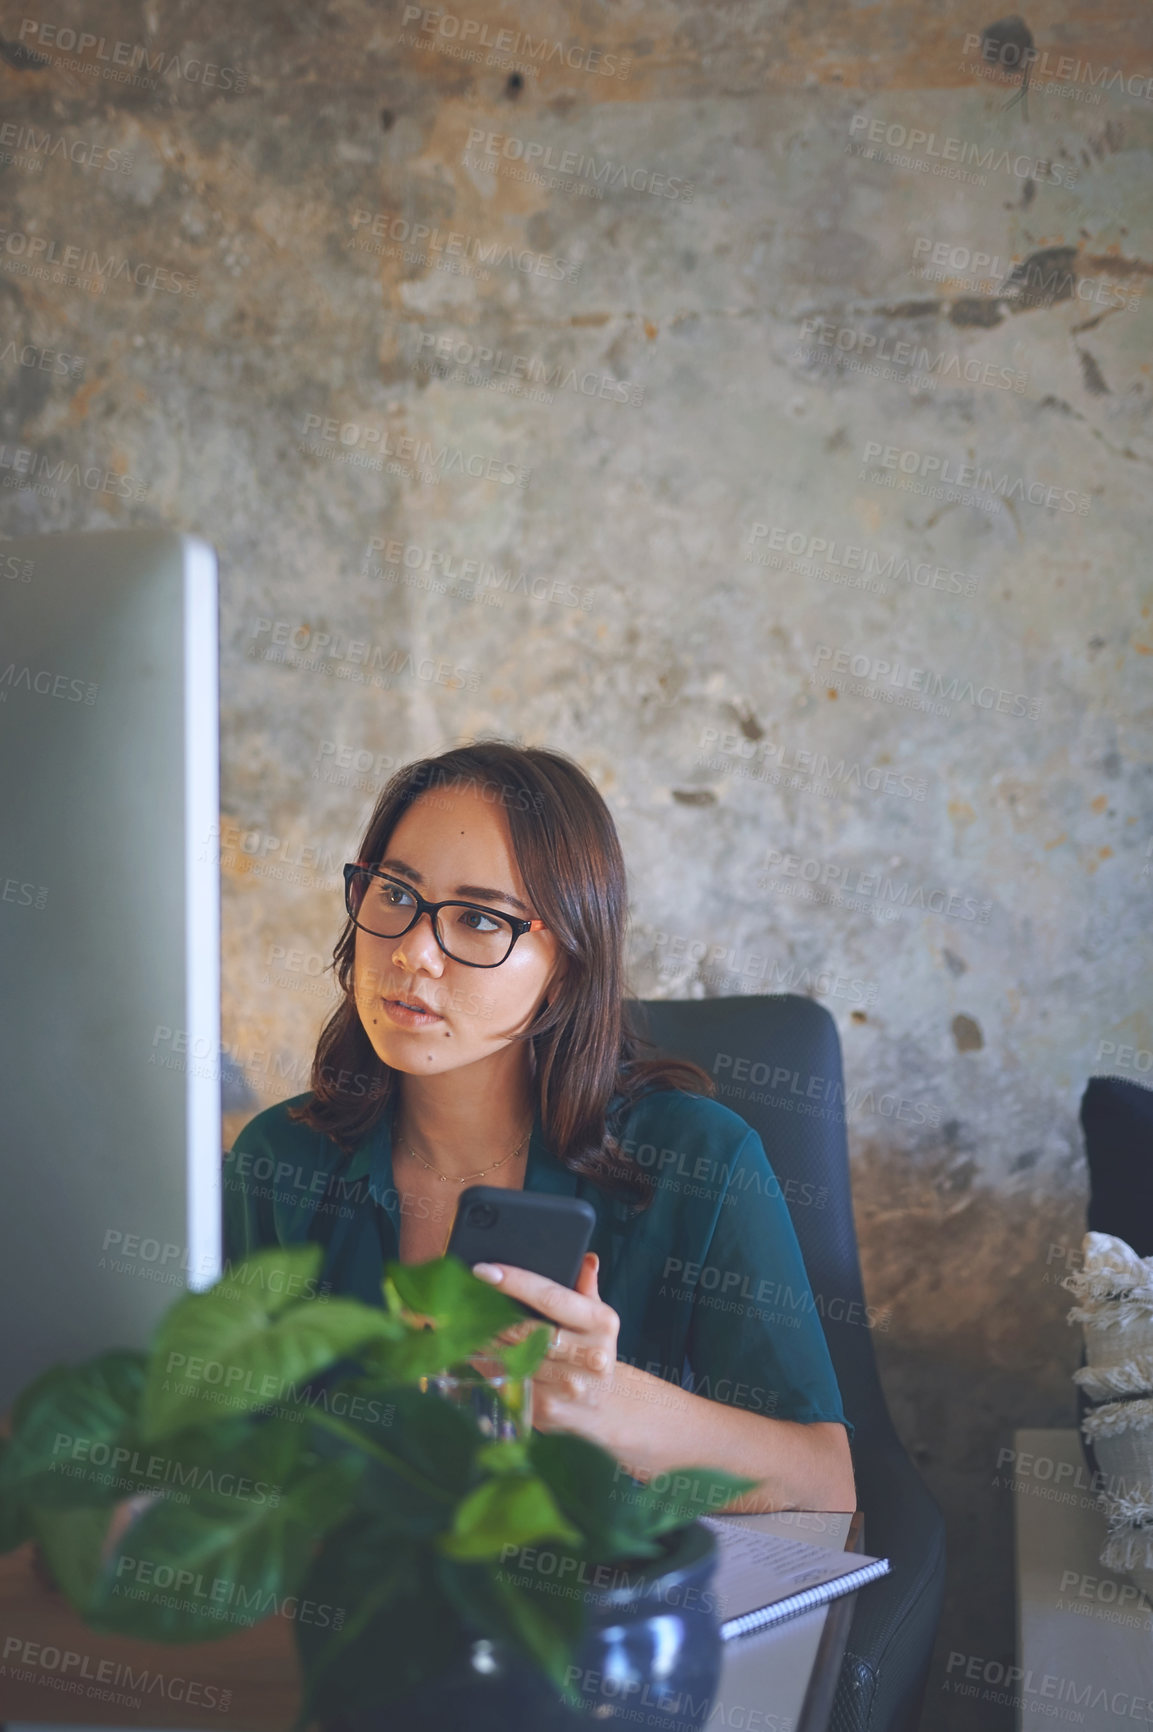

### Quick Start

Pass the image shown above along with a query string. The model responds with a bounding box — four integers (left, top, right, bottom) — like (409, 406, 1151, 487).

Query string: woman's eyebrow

(378, 857, 532, 916)
(456, 884, 532, 916)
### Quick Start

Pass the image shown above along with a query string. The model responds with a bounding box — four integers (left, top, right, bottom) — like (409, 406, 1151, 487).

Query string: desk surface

(0, 1510, 861, 1732)
(1013, 1428, 1153, 1732)
(712, 1508, 860, 1732)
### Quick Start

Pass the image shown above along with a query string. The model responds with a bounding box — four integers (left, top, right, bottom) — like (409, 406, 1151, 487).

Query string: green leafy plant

(0, 1246, 756, 1726)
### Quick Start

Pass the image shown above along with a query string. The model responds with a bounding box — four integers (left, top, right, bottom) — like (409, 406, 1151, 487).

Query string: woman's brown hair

(287, 740, 714, 1209)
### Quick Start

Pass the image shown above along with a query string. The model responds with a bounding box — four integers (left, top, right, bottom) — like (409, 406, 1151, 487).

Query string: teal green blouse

(222, 1087, 852, 1438)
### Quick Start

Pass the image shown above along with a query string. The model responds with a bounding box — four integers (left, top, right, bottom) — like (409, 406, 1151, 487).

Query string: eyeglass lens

(348, 869, 516, 965)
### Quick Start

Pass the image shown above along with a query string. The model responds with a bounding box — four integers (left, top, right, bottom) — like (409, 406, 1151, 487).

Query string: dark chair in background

(1081, 1072, 1153, 1256)
(1073, 1072, 1153, 1473)
(632, 993, 946, 1732)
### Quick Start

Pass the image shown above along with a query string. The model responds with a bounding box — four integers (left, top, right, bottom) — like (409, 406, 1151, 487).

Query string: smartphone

(445, 1187, 597, 1322)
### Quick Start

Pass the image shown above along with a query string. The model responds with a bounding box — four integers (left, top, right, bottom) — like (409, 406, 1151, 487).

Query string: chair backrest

(1081, 1073, 1153, 1256)
(630, 993, 899, 1455)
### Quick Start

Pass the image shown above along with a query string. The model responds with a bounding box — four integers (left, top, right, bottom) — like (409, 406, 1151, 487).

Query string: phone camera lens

(465, 1202, 498, 1229)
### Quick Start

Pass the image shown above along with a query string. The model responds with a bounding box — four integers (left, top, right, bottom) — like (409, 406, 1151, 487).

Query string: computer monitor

(0, 527, 221, 1412)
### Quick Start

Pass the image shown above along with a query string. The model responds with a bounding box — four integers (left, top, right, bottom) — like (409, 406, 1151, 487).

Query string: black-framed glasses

(343, 862, 547, 968)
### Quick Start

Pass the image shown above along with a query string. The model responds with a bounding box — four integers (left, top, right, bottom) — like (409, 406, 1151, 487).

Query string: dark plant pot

(330, 1519, 722, 1732)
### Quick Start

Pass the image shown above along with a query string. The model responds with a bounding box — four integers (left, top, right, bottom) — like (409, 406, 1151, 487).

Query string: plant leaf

(475, 1439, 531, 1476)
(294, 1522, 465, 1725)
(85, 1450, 361, 1643)
(633, 1464, 762, 1536)
(140, 1249, 404, 1439)
(0, 1350, 147, 1511)
(491, 1322, 553, 1380)
(31, 1504, 116, 1616)
(529, 1430, 662, 1558)
(112, 1414, 312, 1516)
(321, 1385, 478, 1534)
(385, 1255, 525, 1340)
(529, 1431, 758, 1556)
(356, 1326, 506, 1385)
(370, 1257, 550, 1382)
(438, 1474, 581, 1561)
(11, 1360, 76, 1429)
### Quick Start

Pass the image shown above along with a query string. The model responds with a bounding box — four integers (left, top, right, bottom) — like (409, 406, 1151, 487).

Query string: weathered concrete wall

(3, 3, 1151, 1723)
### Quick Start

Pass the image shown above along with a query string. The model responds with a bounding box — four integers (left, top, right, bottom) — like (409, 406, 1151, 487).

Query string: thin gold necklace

(396, 1116, 533, 1184)
(395, 1117, 533, 1258)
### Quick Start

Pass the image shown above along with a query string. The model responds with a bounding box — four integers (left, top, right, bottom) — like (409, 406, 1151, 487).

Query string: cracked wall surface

(1, 3, 1151, 1725)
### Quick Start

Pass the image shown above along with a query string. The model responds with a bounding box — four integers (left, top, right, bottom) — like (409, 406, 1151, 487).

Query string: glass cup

(422, 1370, 533, 1441)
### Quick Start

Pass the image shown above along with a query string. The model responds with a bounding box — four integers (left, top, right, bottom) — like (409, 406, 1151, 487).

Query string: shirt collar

(343, 1096, 580, 1235)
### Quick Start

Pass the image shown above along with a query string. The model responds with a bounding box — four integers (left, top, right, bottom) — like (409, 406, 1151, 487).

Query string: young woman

(224, 741, 856, 1513)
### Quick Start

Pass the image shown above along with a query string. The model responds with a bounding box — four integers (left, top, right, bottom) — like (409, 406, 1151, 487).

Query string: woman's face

(352, 784, 566, 1078)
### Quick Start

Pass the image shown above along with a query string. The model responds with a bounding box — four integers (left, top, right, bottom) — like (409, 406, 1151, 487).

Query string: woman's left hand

(469, 1253, 621, 1440)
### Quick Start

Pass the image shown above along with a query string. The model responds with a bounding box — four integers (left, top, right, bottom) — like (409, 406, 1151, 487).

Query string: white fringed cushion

(1066, 1232, 1153, 1597)
(1065, 1231, 1153, 1377)
(1066, 1233, 1153, 1323)
(1082, 1402, 1153, 1582)
(1074, 1340, 1153, 1398)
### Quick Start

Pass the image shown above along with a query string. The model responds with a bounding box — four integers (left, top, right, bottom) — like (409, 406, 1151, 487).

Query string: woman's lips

(382, 996, 444, 1028)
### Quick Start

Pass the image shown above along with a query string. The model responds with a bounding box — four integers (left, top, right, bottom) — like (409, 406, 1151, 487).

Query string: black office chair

(1081, 1072, 1153, 1255)
(631, 993, 946, 1732)
(1073, 1073, 1153, 1479)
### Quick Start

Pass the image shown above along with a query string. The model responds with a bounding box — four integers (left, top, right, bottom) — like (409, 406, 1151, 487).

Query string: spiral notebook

(702, 1516, 891, 1641)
